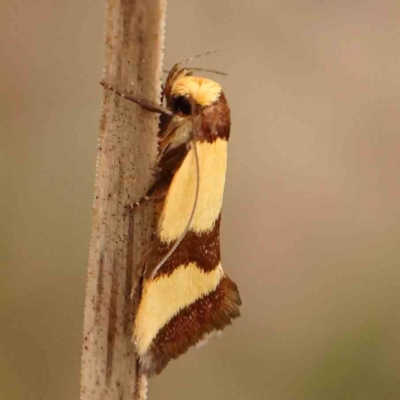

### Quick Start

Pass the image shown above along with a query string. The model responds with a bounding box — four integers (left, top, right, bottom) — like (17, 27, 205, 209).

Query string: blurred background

(1, 1, 400, 399)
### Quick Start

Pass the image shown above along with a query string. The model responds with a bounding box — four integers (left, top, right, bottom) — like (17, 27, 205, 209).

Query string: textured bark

(80, 1, 167, 399)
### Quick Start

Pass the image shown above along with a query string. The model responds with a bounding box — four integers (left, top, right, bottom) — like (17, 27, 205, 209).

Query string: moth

(103, 59, 241, 382)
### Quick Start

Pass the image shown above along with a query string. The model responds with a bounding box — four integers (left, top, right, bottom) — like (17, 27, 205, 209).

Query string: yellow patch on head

(158, 138, 227, 243)
(133, 263, 224, 355)
(172, 76, 222, 107)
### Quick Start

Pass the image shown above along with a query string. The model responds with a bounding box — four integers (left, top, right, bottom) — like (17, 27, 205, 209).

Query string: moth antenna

(150, 129, 200, 279)
(189, 68, 228, 76)
(179, 50, 218, 66)
(162, 67, 227, 76)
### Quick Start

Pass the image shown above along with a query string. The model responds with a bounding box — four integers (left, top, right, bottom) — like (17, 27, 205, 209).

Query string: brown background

(1, 1, 400, 399)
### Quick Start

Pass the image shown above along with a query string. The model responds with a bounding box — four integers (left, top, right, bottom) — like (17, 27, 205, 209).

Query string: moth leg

(125, 195, 152, 210)
(130, 254, 147, 300)
(133, 368, 148, 400)
(125, 193, 166, 211)
(101, 80, 172, 116)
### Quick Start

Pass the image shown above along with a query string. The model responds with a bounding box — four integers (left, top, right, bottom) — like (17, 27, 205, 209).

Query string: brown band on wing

(197, 93, 231, 143)
(146, 142, 189, 199)
(139, 275, 241, 376)
(145, 215, 222, 279)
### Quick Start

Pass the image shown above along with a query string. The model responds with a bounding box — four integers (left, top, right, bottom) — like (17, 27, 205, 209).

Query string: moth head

(164, 64, 222, 116)
(170, 76, 222, 115)
(162, 63, 230, 142)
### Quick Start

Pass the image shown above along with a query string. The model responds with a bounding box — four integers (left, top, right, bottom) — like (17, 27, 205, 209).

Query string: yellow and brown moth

(103, 60, 241, 380)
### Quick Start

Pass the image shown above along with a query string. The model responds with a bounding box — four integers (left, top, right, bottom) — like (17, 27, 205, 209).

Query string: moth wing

(145, 142, 189, 201)
(134, 109, 240, 376)
(135, 220, 241, 376)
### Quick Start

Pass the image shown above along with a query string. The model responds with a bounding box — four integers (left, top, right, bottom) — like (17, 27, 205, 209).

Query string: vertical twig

(80, 1, 167, 399)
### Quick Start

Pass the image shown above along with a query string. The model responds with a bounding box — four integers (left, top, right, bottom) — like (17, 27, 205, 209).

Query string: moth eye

(174, 96, 191, 115)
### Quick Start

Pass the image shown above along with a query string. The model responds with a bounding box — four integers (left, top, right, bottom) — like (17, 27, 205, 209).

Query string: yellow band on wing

(158, 139, 227, 243)
(133, 263, 224, 355)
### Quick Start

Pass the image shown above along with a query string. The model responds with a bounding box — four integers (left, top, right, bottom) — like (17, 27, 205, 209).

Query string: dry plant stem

(80, 1, 166, 399)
